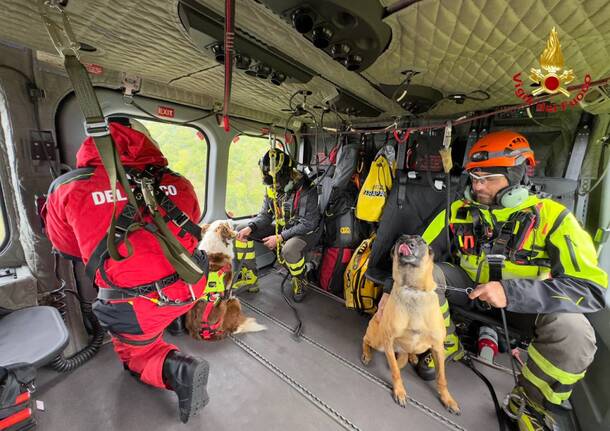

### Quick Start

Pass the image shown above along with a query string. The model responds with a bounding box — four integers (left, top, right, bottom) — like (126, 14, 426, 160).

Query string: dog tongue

(399, 243, 411, 256)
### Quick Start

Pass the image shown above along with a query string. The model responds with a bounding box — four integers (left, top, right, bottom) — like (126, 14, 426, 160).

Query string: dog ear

(390, 243, 396, 258)
(200, 223, 211, 234)
(219, 222, 237, 240)
(428, 246, 435, 260)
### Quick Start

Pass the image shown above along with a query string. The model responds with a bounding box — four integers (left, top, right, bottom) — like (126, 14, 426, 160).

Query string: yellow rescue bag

(344, 234, 383, 314)
(355, 154, 393, 222)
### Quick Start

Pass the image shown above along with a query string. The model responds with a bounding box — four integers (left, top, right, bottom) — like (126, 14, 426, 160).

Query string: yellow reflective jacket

(422, 194, 608, 313)
(355, 154, 393, 222)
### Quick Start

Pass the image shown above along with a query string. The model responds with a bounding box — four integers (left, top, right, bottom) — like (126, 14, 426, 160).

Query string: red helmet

(466, 131, 536, 171)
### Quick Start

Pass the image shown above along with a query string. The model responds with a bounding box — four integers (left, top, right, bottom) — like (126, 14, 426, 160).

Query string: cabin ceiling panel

(366, 0, 610, 114)
(2, 0, 609, 120)
(0, 0, 400, 122)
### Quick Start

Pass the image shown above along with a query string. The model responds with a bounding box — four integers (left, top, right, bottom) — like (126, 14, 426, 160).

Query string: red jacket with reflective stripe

(43, 123, 204, 292)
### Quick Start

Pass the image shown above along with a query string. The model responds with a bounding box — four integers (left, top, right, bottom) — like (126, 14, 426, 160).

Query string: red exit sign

(157, 106, 175, 118)
(85, 63, 104, 75)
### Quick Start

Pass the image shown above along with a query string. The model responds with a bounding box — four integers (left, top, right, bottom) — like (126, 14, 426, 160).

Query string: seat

(529, 177, 578, 211)
(364, 266, 393, 292)
(0, 306, 69, 368)
(367, 171, 462, 278)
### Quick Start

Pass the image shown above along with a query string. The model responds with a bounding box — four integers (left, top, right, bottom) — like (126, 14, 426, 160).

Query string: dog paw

(441, 395, 460, 415)
(408, 353, 418, 366)
(393, 387, 408, 408)
(360, 353, 371, 366)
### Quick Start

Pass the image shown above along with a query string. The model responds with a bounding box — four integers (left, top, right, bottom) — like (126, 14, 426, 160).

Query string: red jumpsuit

(43, 123, 206, 388)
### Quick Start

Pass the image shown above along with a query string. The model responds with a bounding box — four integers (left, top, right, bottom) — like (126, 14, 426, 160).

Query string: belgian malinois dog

(361, 235, 460, 414)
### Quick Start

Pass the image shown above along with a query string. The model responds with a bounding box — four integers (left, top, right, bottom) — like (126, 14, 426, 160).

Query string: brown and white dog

(361, 235, 460, 414)
(185, 220, 265, 340)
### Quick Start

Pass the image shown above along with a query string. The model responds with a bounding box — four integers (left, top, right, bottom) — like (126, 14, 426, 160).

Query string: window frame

(0, 86, 13, 256)
(0, 180, 10, 254)
(122, 115, 211, 222)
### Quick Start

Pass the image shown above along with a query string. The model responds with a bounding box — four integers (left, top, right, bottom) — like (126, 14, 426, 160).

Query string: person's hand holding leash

(262, 235, 281, 250)
(468, 281, 507, 308)
(236, 226, 252, 242)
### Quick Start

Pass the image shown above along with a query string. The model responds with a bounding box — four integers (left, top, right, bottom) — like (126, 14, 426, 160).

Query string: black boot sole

(179, 359, 210, 423)
(292, 293, 306, 303)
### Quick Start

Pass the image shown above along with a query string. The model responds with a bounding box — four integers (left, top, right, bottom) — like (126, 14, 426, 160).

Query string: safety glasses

(468, 171, 506, 185)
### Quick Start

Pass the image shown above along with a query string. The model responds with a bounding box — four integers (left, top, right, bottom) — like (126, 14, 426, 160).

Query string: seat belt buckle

(486, 254, 506, 267)
(85, 119, 110, 137)
(173, 212, 190, 228)
(486, 254, 506, 283)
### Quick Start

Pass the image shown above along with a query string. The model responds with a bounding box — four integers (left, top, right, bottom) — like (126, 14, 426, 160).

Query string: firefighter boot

(167, 315, 186, 336)
(291, 275, 307, 302)
(505, 386, 559, 431)
(162, 350, 210, 423)
(233, 267, 259, 293)
(415, 333, 465, 381)
(234, 239, 258, 292)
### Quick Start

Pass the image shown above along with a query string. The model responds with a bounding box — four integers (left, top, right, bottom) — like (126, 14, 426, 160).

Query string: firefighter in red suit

(43, 121, 209, 423)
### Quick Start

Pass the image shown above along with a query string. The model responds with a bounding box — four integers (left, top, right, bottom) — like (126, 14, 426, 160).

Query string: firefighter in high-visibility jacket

(415, 131, 607, 430)
(234, 149, 321, 301)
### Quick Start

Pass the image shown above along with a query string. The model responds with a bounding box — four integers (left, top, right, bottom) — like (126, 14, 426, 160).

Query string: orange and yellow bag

(343, 235, 383, 314)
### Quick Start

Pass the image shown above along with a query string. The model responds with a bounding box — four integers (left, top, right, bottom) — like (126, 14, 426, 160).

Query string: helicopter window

(137, 119, 208, 216)
(226, 135, 273, 219)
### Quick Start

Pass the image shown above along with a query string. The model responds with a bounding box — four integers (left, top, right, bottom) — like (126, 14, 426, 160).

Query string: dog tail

(234, 317, 267, 334)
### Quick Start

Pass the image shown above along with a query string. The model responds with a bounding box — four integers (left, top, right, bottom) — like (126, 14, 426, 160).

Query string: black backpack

(324, 184, 366, 248)
(0, 365, 36, 430)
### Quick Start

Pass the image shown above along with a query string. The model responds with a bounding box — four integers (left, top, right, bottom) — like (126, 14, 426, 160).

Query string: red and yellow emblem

(529, 27, 575, 97)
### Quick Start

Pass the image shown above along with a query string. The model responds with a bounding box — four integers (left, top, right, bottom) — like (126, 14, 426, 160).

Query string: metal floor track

(34, 271, 517, 431)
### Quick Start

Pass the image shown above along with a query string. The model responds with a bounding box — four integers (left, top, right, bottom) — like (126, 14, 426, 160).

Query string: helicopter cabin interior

(0, 1, 609, 431)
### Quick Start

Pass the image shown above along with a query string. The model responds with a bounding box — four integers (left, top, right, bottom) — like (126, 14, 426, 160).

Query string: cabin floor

(34, 270, 541, 431)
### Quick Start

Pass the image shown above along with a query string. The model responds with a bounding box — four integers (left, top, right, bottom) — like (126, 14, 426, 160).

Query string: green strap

(63, 55, 139, 262)
(140, 178, 205, 284)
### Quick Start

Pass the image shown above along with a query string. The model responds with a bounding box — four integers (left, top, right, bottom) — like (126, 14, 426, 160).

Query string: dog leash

(439, 285, 474, 295)
(436, 282, 517, 431)
(231, 239, 303, 339)
(279, 270, 304, 340)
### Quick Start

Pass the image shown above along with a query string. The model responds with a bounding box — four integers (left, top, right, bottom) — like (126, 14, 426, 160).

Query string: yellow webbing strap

(269, 136, 285, 265)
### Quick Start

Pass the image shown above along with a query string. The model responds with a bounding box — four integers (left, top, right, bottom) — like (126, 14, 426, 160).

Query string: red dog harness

(199, 263, 232, 340)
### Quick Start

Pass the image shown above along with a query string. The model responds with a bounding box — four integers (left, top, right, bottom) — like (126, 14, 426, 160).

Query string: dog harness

(198, 264, 232, 339)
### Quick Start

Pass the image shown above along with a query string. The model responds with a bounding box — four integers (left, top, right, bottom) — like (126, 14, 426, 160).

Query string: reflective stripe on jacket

(422, 194, 608, 313)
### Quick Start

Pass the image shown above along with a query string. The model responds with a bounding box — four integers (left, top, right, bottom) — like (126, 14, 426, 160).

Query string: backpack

(355, 151, 394, 222)
(0, 365, 36, 430)
(317, 135, 360, 215)
(343, 235, 383, 314)
(319, 247, 353, 294)
(324, 184, 365, 249)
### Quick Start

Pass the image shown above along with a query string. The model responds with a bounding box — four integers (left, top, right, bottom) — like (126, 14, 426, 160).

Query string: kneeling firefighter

(414, 131, 607, 430)
(43, 121, 210, 423)
(234, 148, 321, 301)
